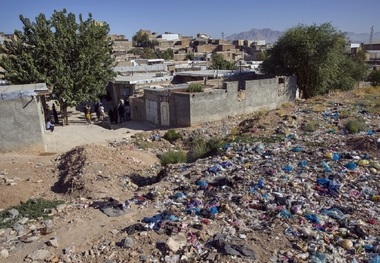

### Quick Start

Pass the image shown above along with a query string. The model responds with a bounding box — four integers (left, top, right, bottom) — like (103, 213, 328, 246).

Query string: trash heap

(118, 127, 380, 262)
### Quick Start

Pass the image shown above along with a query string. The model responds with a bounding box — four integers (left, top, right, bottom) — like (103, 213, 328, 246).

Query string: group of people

(108, 99, 131, 124)
(91, 99, 131, 125)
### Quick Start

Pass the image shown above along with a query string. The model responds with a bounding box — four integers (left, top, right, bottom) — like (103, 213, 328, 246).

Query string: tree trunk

(59, 101, 69, 126)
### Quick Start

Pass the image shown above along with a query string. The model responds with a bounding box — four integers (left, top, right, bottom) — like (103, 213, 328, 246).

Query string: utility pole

(369, 25, 374, 50)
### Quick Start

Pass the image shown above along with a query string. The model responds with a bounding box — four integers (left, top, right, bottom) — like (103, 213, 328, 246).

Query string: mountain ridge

(225, 28, 380, 44)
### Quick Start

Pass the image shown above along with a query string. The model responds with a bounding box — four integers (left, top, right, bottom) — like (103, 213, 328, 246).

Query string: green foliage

(163, 129, 182, 143)
(187, 137, 224, 162)
(0, 198, 64, 228)
(261, 23, 366, 98)
(209, 53, 237, 70)
(185, 53, 194, 61)
(344, 119, 367, 134)
(302, 121, 320, 132)
(0, 9, 116, 124)
(159, 151, 187, 166)
(159, 49, 174, 60)
(187, 83, 204, 92)
(128, 47, 157, 59)
(368, 69, 380, 87)
(255, 51, 268, 61)
(132, 30, 157, 48)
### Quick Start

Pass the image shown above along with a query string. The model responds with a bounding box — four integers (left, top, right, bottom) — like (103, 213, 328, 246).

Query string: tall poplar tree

(0, 9, 116, 124)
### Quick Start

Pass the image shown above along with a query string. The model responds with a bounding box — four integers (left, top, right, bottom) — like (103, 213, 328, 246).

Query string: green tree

(0, 9, 116, 125)
(255, 50, 268, 61)
(368, 69, 380, 87)
(209, 53, 237, 70)
(159, 48, 174, 60)
(261, 23, 366, 98)
(185, 53, 194, 61)
(132, 30, 158, 48)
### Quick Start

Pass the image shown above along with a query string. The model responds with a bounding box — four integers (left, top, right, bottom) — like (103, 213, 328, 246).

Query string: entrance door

(160, 102, 170, 126)
(145, 99, 159, 125)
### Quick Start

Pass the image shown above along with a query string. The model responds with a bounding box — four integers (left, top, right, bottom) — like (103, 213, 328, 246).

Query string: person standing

(108, 108, 114, 124)
(118, 99, 125, 123)
(85, 104, 91, 125)
(95, 101, 100, 120)
(125, 104, 131, 121)
(99, 103, 105, 121)
(52, 103, 59, 125)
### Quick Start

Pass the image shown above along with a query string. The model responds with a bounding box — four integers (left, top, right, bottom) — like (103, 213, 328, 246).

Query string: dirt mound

(52, 143, 160, 200)
(345, 135, 380, 156)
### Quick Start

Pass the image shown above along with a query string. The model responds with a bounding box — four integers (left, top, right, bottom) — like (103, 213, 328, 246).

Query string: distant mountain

(226, 28, 380, 44)
(344, 31, 380, 44)
(226, 28, 283, 44)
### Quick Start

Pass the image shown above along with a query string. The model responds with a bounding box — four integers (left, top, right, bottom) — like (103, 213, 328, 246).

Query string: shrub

(163, 129, 182, 143)
(186, 137, 225, 162)
(0, 198, 64, 228)
(368, 69, 380, 87)
(344, 118, 367, 134)
(187, 138, 208, 162)
(303, 121, 320, 132)
(159, 151, 187, 166)
(187, 83, 204, 92)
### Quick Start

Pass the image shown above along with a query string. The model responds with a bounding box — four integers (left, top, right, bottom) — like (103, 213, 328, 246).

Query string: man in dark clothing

(52, 103, 59, 125)
(113, 106, 118, 124)
(108, 108, 114, 124)
(118, 103, 125, 123)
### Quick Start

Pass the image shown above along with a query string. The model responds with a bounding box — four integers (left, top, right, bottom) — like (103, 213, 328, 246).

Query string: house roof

(112, 73, 173, 85)
(175, 69, 255, 78)
(0, 83, 49, 100)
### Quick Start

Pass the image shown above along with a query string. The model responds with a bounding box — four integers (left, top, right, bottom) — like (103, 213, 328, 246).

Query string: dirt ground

(1, 88, 380, 262)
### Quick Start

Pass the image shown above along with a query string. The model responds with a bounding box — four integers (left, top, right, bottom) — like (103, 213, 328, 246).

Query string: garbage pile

(118, 128, 380, 262)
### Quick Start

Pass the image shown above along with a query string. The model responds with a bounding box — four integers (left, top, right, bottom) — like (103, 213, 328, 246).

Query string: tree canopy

(0, 9, 116, 124)
(209, 53, 237, 70)
(261, 23, 367, 98)
(368, 69, 380, 87)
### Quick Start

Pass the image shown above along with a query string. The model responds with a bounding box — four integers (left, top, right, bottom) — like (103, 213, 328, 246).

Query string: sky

(0, 0, 379, 40)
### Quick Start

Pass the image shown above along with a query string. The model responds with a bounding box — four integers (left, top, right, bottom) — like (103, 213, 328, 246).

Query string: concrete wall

(184, 76, 297, 125)
(169, 93, 191, 127)
(130, 97, 146, 121)
(0, 96, 46, 152)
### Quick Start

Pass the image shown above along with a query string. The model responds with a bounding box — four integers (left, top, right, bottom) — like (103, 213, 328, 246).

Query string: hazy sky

(1, 0, 379, 39)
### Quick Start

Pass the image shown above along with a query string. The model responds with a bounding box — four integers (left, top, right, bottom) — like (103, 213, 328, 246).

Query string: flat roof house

(0, 83, 50, 153)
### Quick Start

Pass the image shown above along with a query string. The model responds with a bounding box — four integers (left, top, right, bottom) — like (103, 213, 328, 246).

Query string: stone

(7, 208, 19, 219)
(47, 237, 59, 248)
(17, 217, 29, 225)
(0, 249, 9, 258)
(166, 237, 180, 252)
(166, 234, 187, 252)
(20, 235, 40, 243)
(12, 223, 25, 235)
(121, 237, 134, 248)
(27, 249, 51, 261)
(206, 252, 217, 261)
(56, 204, 68, 213)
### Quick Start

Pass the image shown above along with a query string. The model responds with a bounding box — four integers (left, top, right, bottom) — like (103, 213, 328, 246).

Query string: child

(85, 104, 91, 125)
(46, 118, 54, 132)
